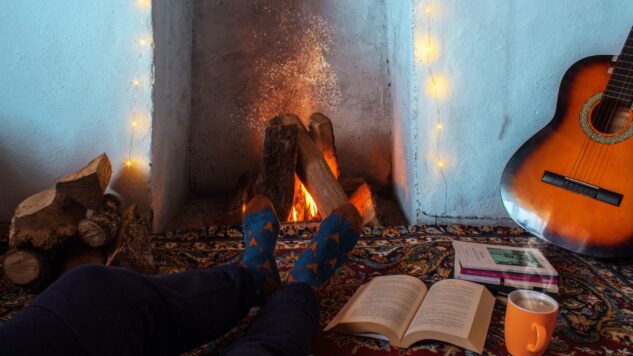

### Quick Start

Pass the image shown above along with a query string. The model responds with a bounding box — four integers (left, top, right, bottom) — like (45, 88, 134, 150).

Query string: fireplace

(162, 0, 404, 229)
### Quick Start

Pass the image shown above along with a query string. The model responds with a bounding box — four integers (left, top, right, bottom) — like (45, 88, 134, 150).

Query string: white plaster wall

(386, 0, 416, 222)
(407, 0, 633, 224)
(151, 0, 193, 231)
(0, 0, 153, 222)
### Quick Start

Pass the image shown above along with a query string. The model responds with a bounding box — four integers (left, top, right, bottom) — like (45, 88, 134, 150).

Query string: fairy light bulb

(436, 123, 443, 130)
(437, 161, 445, 168)
(425, 7, 432, 14)
(132, 79, 141, 87)
(125, 160, 133, 168)
(132, 120, 137, 127)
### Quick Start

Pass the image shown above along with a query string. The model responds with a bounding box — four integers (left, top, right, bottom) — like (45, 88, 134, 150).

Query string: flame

(302, 184, 318, 218)
(241, 202, 246, 214)
(292, 206, 298, 223)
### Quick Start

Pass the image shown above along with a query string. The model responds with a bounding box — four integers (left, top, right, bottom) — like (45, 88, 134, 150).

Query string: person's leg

(224, 203, 362, 356)
(0, 263, 257, 355)
(223, 283, 319, 356)
(0, 195, 283, 356)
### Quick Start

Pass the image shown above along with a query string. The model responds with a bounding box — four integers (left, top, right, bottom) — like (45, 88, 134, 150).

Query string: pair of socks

(240, 196, 361, 300)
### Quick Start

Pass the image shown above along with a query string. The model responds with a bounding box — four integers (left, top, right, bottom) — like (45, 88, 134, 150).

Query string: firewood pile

(4, 153, 155, 290)
(225, 113, 379, 226)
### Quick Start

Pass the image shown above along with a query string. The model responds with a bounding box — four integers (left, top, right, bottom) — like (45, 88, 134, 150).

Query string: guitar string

(595, 50, 633, 185)
(590, 45, 633, 185)
(572, 28, 633, 180)
(589, 29, 633, 183)
(572, 32, 633, 183)
(590, 38, 633, 184)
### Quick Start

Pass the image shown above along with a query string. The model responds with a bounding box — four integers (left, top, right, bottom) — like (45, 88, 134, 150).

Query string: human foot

(287, 203, 361, 287)
(241, 195, 281, 301)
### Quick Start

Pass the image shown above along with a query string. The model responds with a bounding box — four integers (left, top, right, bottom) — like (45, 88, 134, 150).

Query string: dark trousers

(0, 264, 319, 356)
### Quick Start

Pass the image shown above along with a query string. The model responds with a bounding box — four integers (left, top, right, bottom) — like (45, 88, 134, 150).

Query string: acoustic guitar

(501, 26, 633, 258)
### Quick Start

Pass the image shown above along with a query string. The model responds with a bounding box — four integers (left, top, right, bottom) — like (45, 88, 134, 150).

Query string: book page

(341, 275, 427, 338)
(406, 279, 482, 338)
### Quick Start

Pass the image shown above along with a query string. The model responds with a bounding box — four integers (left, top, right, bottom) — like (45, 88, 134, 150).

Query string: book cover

(452, 241, 558, 276)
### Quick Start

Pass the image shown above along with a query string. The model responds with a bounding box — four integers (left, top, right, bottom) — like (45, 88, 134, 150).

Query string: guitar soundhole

(589, 98, 632, 135)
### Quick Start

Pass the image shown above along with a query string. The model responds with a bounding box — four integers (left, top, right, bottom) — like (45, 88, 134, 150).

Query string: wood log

(3, 248, 51, 287)
(78, 194, 122, 247)
(349, 183, 380, 227)
(107, 204, 156, 274)
(309, 113, 340, 179)
(256, 122, 298, 220)
(9, 188, 86, 250)
(56, 153, 112, 210)
(269, 114, 348, 217)
(340, 177, 367, 196)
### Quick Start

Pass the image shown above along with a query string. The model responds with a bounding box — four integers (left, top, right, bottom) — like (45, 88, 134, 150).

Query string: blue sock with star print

(288, 203, 361, 287)
(241, 195, 281, 301)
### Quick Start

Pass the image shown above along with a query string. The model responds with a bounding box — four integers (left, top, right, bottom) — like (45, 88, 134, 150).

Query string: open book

(324, 275, 495, 353)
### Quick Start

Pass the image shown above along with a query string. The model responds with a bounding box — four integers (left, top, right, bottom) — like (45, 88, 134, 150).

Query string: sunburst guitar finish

(501, 30, 633, 258)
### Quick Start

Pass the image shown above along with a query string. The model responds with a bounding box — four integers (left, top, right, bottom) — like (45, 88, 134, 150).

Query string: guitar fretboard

(604, 26, 633, 106)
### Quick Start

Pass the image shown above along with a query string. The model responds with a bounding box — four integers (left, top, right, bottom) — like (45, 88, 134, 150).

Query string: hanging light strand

(422, 0, 449, 223)
(126, 1, 152, 168)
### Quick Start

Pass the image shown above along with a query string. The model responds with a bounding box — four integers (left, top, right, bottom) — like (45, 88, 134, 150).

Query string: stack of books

(452, 241, 559, 295)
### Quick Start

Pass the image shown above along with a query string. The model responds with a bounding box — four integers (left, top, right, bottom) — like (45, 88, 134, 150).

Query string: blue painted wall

(0, 0, 153, 222)
(388, 0, 633, 224)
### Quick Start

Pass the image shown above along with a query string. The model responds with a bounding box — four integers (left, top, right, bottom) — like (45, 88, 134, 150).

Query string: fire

(288, 176, 321, 223)
(303, 184, 318, 218)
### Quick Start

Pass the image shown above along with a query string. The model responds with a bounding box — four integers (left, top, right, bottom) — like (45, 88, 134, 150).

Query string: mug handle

(527, 322, 547, 353)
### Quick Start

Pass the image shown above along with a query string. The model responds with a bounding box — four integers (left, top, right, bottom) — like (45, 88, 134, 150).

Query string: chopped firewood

(271, 114, 349, 217)
(78, 194, 122, 247)
(224, 173, 255, 226)
(340, 177, 367, 196)
(309, 113, 340, 179)
(9, 188, 86, 250)
(255, 122, 298, 220)
(107, 204, 156, 274)
(61, 242, 105, 273)
(56, 153, 112, 210)
(3, 248, 51, 287)
(349, 183, 380, 227)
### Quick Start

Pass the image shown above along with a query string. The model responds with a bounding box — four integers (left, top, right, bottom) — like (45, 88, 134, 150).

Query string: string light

(420, 0, 449, 224)
(126, 1, 152, 169)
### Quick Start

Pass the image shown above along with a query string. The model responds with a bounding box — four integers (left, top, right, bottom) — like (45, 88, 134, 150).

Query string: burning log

(107, 204, 156, 274)
(78, 194, 122, 247)
(56, 153, 112, 210)
(349, 182, 380, 227)
(309, 113, 339, 179)
(256, 122, 298, 220)
(271, 114, 349, 218)
(3, 248, 52, 288)
(9, 188, 86, 250)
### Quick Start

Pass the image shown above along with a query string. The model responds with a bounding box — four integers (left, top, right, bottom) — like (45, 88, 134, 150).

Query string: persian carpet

(1, 225, 632, 355)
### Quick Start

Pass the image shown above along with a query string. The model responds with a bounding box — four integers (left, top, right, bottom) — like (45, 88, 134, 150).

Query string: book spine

(459, 267, 558, 284)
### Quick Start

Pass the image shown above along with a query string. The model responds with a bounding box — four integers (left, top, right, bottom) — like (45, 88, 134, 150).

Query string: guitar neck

(604, 26, 633, 105)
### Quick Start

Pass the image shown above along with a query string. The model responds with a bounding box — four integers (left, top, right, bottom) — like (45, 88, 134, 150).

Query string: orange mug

(504, 290, 559, 356)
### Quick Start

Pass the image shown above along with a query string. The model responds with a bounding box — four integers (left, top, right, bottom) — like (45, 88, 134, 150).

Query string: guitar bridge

(541, 171, 623, 206)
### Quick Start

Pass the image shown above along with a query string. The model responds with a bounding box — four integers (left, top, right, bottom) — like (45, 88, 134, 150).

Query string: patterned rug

(2, 225, 633, 355)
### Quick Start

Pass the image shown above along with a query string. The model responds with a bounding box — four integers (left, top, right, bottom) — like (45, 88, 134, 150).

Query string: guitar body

(501, 55, 633, 258)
